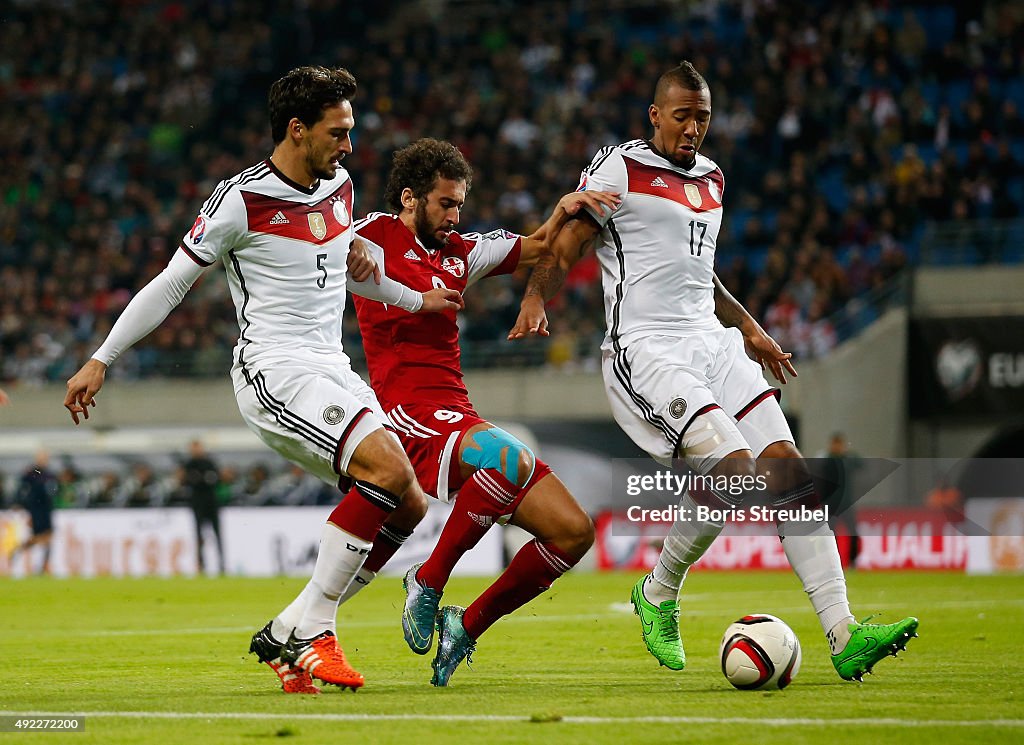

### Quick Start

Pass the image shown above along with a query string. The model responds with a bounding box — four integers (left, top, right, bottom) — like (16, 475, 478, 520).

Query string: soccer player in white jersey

(509, 61, 918, 682)
(63, 66, 463, 694)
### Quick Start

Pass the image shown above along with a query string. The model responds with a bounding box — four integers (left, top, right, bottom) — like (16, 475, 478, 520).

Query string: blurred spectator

(817, 432, 864, 567)
(10, 450, 58, 574)
(180, 440, 224, 575)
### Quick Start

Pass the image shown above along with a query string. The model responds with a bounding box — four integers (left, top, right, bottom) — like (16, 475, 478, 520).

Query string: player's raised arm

(517, 190, 620, 268)
(64, 250, 209, 424)
(508, 213, 601, 339)
(712, 272, 798, 384)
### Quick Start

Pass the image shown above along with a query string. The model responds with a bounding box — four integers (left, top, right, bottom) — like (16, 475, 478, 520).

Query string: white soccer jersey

(181, 159, 357, 369)
(577, 139, 726, 350)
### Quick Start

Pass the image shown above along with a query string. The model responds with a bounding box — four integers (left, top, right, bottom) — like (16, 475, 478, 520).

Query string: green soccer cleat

(403, 563, 442, 655)
(430, 605, 476, 687)
(831, 616, 920, 681)
(630, 576, 685, 671)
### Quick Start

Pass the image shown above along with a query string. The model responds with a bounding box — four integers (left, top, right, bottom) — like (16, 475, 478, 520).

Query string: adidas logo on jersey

(404, 249, 420, 261)
(650, 176, 669, 188)
(269, 211, 290, 225)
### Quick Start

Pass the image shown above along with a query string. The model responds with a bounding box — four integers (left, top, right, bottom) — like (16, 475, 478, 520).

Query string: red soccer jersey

(352, 212, 522, 412)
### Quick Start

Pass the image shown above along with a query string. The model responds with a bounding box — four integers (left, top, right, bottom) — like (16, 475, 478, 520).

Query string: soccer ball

(720, 614, 802, 690)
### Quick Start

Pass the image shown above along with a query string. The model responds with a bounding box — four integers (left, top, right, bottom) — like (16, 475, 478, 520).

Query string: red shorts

(382, 402, 550, 504)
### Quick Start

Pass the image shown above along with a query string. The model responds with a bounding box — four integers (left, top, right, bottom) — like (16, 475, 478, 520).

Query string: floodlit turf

(1, 570, 1022, 744)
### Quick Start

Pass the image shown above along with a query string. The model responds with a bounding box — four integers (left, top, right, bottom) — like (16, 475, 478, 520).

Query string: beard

(306, 144, 338, 181)
(415, 199, 449, 251)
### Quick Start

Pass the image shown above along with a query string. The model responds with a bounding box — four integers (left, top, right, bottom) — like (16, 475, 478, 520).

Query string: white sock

(293, 523, 373, 639)
(337, 567, 377, 605)
(827, 619, 855, 655)
(646, 490, 726, 605)
(779, 519, 854, 652)
(271, 581, 319, 642)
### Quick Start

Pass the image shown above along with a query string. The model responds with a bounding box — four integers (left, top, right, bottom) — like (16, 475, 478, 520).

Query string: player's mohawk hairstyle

(654, 60, 708, 103)
(269, 66, 357, 144)
(384, 138, 473, 213)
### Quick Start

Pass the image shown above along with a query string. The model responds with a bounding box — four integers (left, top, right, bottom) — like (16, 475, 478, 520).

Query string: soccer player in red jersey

(347, 138, 619, 686)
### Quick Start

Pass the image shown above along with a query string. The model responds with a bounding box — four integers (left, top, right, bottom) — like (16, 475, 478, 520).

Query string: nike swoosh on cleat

(405, 611, 430, 645)
(839, 635, 878, 663)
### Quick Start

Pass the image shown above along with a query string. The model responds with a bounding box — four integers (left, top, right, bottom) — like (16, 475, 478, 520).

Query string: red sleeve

(485, 237, 522, 277)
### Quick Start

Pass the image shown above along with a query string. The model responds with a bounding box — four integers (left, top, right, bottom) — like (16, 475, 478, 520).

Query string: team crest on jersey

(669, 398, 687, 419)
(189, 215, 206, 245)
(683, 183, 703, 209)
(706, 178, 721, 203)
(307, 212, 327, 240)
(576, 173, 588, 192)
(442, 256, 466, 278)
(323, 405, 345, 425)
(331, 198, 350, 227)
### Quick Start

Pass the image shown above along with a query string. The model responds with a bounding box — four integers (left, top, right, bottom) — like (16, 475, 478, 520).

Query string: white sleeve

(464, 229, 523, 287)
(345, 237, 423, 312)
(577, 148, 627, 228)
(348, 274, 424, 312)
(91, 250, 208, 365)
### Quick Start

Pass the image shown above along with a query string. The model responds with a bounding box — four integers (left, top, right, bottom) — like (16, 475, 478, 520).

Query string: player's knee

(361, 454, 416, 501)
(678, 407, 749, 475)
(762, 440, 801, 460)
(567, 512, 596, 558)
(547, 504, 594, 559)
(393, 480, 428, 523)
(463, 427, 536, 488)
(509, 448, 536, 490)
(758, 441, 811, 493)
(710, 451, 757, 481)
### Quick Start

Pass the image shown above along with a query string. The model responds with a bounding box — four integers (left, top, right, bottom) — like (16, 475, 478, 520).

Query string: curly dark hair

(383, 138, 473, 213)
(268, 66, 357, 144)
(654, 60, 709, 104)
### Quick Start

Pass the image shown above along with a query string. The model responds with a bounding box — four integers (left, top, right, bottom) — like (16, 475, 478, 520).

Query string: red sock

(362, 523, 412, 573)
(462, 540, 577, 639)
(417, 469, 520, 591)
(327, 480, 401, 542)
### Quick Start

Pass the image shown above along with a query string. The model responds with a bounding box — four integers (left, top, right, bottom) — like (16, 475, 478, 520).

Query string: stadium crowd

(1, 0, 1022, 385)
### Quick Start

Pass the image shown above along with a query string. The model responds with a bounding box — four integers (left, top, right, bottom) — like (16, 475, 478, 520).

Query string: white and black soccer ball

(720, 614, 802, 690)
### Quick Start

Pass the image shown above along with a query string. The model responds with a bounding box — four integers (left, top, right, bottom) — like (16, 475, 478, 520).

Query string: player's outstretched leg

(403, 561, 442, 654)
(430, 606, 475, 687)
(831, 616, 920, 681)
(249, 621, 320, 694)
(759, 441, 919, 681)
(630, 576, 685, 671)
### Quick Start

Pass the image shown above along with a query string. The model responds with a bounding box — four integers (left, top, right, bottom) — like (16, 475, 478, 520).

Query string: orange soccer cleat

(249, 621, 320, 695)
(280, 629, 365, 690)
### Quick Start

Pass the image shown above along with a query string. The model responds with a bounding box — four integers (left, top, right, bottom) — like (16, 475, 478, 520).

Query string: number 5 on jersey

(316, 253, 328, 288)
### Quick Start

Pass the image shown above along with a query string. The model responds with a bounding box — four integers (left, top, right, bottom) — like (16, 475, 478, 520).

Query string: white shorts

(602, 327, 793, 465)
(232, 361, 387, 486)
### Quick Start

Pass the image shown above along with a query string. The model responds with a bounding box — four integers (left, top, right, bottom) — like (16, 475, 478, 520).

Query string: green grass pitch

(1, 570, 1022, 744)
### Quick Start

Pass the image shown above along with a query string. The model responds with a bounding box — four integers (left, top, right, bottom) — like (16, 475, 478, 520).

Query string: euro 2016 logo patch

(189, 215, 206, 244)
(323, 405, 345, 425)
(669, 398, 687, 419)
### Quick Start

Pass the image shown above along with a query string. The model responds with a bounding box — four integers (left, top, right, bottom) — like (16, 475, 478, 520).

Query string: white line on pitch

(0, 711, 1021, 728)
(56, 595, 1024, 638)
